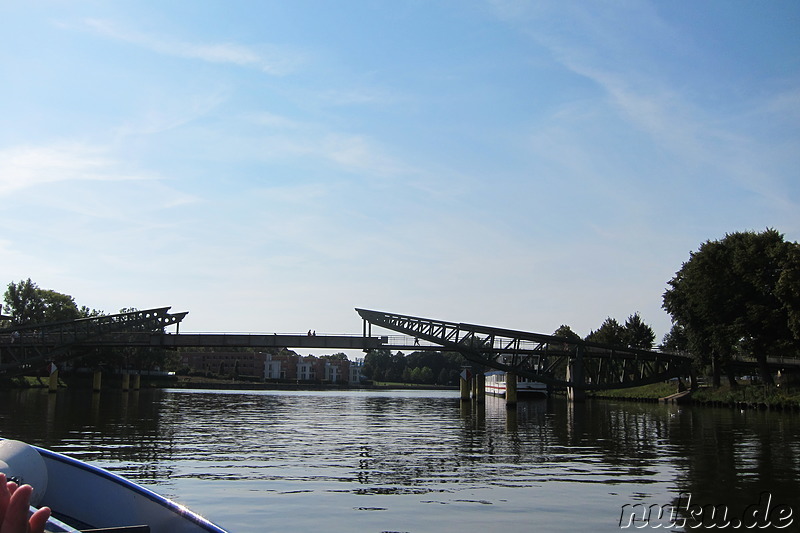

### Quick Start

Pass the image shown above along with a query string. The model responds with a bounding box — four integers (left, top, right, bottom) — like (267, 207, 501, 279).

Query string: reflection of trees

(538, 400, 671, 483)
(665, 408, 799, 527)
(2, 388, 796, 523)
(0, 389, 174, 484)
(452, 398, 678, 489)
(541, 399, 798, 527)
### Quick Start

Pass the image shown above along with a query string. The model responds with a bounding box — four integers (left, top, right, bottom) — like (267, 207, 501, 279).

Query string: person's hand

(0, 473, 51, 533)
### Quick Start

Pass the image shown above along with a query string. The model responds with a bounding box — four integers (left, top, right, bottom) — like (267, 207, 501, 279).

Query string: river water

(0, 388, 798, 532)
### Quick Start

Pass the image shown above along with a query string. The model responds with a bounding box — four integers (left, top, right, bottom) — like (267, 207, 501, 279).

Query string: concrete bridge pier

(48, 369, 58, 393)
(567, 346, 586, 402)
(132, 373, 141, 391)
(93, 371, 102, 392)
(121, 372, 130, 392)
(505, 371, 517, 407)
(460, 373, 471, 402)
(473, 372, 485, 403)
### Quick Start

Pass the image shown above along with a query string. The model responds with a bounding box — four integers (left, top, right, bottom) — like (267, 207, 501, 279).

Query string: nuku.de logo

(619, 492, 794, 529)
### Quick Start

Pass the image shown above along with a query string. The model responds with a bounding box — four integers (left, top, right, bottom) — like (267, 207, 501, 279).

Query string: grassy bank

(591, 381, 800, 411)
(591, 381, 677, 401)
(369, 381, 457, 390)
(0, 376, 54, 388)
(691, 384, 800, 410)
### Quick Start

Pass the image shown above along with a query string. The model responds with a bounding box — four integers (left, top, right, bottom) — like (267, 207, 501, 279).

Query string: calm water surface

(1, 388, 798, 532)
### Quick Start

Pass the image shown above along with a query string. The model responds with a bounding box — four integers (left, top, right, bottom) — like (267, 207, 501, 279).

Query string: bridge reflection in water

(1, 387, 797, 533)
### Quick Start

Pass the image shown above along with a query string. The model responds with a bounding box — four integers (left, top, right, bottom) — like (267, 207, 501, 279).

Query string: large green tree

(363, 349, 464, 385)
(584, 314, 656, 350)
(661, 323, 689, 354)
(776, 240, 800, 338)
(585, 317, 625, 345)
(553, 325, 581, 342)
(4, 279, 83, 324)
(663, 229, 800, 386)
(622, 312, 656, 349)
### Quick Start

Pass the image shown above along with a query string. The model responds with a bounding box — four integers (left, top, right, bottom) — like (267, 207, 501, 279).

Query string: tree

(4, 279, 82, 324)
(419, 366, 434, 383)
(622, 313, 656, 349)
(663, 229, 800, 386)
(39, 289, 82, 322)
(661, 323, 689, 354)
(553, 325, 581, 342)
(363, 349, 399, 382)
(776, 240, 800, 339)
(585, 318, 625, 346)
(4, 279, 45, 324)
(364, 349, 463, 384)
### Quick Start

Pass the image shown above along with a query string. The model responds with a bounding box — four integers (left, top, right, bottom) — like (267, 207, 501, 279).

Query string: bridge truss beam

(356, 308, 692, 391)
(0, 307, 187, 377)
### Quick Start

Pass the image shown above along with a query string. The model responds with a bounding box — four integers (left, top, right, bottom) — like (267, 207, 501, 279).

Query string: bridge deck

(155, 334, 383, 351)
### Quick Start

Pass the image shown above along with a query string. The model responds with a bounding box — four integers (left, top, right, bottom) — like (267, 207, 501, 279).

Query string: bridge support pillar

(121, 372, 130, 392)
(48, 369, 59, 393)
(505, 372, 517, 407)
(460, 375, 471, 401)
(132, 373, 141, 391)
(567, 346, 586, 402)
(93, 371, 102, 392)
(474, 372, 485, 403)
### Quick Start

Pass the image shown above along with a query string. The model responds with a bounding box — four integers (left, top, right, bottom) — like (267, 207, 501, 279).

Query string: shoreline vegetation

(1, 374, 458, 392)
(591, 382, 800, 412)
(4, 375, 799, 412)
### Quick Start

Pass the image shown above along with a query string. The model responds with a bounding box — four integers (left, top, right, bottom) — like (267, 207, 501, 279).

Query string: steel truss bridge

(3, 306, 792, 391)
(356, 309, 693, 392)
(0, 308, 187, 376)
(0, 307, 382, 377)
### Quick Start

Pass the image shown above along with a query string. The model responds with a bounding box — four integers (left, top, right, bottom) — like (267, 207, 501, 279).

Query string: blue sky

(2, 1, 798, 352)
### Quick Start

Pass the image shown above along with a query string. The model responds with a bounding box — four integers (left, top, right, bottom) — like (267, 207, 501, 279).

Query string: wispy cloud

(235, 114, 416, 180)
(76, 18, 305, 75)
(313, 87, 404, 107)
(116, 89, 230, 136)
(0, 143, 200, 213)
(492, 1, 799, 225)
(565, 59, 799, 220)
(318, 134, 405, 176)
(0, 143, 151, 195)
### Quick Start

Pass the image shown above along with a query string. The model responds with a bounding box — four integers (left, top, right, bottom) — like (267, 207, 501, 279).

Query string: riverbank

(592, 382, 800, 411)
(6, 374, 798, 411)
(0, 374, 457, 392)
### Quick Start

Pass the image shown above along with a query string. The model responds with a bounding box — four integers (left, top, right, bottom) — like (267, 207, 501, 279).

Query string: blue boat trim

(33, 446, 228, 533)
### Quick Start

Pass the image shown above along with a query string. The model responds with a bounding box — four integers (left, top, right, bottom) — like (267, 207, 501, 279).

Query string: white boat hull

(484, 371, 547, 398)
(1, 440, 228, 533)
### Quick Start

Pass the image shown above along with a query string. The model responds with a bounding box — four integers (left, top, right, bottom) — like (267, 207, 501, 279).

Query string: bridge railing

(378, 334, 554, 353)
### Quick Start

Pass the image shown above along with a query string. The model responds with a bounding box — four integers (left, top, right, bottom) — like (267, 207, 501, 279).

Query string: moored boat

(0, 439, 229, 533)
(484, 370, 547, 398)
